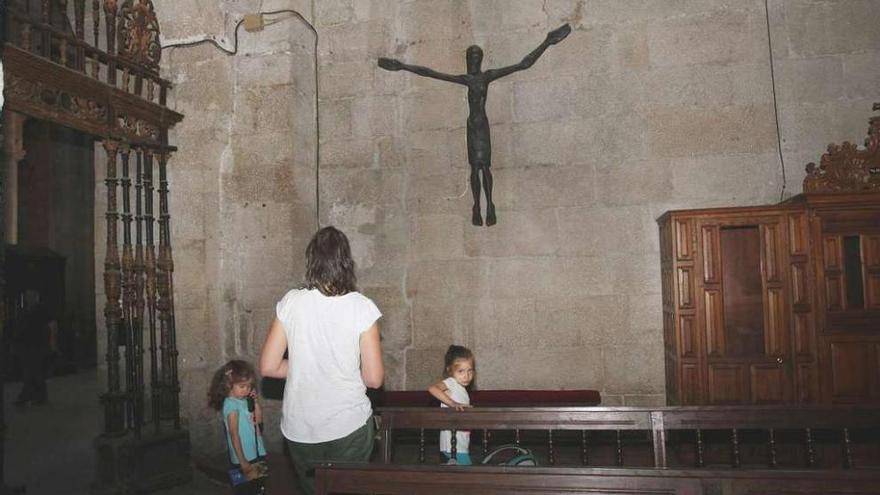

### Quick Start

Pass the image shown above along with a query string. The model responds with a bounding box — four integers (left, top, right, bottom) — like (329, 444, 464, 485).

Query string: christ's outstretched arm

(485, 24, 571, 82)
(378, 57, 467, 85)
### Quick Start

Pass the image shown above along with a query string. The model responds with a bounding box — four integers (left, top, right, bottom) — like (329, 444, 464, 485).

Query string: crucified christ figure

(379, 24, 571, 226)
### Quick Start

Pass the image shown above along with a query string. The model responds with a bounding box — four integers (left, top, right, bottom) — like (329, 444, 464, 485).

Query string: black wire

(764, 0, 787, 201)
(162, 10, 322, 229)
(162, 17, 246, 54)
(261, 11, 321, 230)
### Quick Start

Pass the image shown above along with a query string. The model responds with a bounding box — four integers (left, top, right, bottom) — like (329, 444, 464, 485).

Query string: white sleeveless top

(439, 377, 471, 453)
(276, 288, 381, 443)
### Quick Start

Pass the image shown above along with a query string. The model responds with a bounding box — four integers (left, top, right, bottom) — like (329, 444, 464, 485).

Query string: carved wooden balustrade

(3, 0, 176, 143)
(377, 406, 880, 469)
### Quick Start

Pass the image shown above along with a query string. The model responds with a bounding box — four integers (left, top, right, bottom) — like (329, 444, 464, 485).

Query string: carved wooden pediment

(118, 0, 162, 70)
(803, 104, 880, 193)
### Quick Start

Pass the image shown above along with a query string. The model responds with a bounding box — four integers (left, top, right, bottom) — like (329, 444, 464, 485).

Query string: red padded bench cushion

(369, 389, 600, 407)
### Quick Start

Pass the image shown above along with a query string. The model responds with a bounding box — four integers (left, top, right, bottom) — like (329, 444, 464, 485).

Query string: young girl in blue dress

(209, 360, 268, 481)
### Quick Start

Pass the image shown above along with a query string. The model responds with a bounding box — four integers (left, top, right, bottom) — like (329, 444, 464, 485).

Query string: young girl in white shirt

(428, 345, 475, 465)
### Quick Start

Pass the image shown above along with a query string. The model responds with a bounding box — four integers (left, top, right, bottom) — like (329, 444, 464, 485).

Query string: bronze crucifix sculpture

(379, 24, 571, 226)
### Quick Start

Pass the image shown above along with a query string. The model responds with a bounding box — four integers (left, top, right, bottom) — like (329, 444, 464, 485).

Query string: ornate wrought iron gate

(2, 1, 188, 491)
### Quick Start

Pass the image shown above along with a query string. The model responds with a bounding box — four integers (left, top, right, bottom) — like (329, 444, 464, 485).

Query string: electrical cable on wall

(162, 9, 322, 230)
(763, 0, 787, 201)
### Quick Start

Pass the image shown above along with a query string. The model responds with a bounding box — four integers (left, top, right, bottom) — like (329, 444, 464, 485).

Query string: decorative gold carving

(116, 114, 160, 141)
(803, 106, 880, 193)
(118, 0, 161, 69)
(6, 73, 108, 126)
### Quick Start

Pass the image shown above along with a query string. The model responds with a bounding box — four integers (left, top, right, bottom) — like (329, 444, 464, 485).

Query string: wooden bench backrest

(315, 464, 704, 495)
(377, 405, 880, 468)
(315, 464, 880, 495)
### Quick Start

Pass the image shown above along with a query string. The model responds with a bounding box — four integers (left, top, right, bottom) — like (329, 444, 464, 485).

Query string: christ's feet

(472, 205, 483, 226)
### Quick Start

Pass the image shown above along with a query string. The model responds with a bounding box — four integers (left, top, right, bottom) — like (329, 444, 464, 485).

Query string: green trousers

(287, 419, 375, 495)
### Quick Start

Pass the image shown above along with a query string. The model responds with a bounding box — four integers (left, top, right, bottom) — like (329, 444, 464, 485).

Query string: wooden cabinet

(659, 107, 880, 405)
(660, 208, 808, 404)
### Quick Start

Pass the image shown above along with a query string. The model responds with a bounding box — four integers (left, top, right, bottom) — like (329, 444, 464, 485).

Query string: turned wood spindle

(482, 429, 489, 458)
(695, 429, 705, 468)
(615, 430, 624, 467)
(805, 428, 816, 467)
(21, 24, 32, 51)
(581, 430, 590, 466)
(842, 428, 853, 468)
(450, 429, 457, 461)
(768, 428, 778, 468)
(418, 429, 425, 464)
(547, 429, 555, 466)
(74, 0, 86, 40)
(731, 428, 741, 468)
(60, 39, 68, 66)
(91, 0, 100, 78)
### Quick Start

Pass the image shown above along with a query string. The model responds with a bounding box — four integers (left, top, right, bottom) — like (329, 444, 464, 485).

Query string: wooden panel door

(813, 206, 880, 404)
(818, 230, 880, 403)
(699, 218, 794, 404)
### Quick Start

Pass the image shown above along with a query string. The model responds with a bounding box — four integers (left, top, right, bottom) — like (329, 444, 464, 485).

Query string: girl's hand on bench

(450, 402, 472, 411)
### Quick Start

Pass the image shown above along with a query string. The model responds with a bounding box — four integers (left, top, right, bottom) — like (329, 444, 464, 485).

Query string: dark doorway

(6, 119, 96, 378)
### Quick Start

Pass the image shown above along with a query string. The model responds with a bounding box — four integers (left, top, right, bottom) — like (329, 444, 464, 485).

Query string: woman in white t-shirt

(260, 226, 384, 495)
(427, 345, 475, 465)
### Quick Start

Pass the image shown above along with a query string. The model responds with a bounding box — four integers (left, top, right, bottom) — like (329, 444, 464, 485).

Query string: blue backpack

(481, 444, 538, 466)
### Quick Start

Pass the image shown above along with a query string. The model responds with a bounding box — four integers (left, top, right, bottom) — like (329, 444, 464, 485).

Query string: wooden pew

(377, 405, 880, 468)
(369, 389, 601, 408)
(315, 464, 704, 495)
(314, 464, 880, 495)
(378, 406, 654, 465)
(657, 405, 880, 468)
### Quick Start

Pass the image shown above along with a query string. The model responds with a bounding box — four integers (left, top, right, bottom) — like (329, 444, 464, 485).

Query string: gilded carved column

(143, 149, 160, 430)
(1, 112, 24, 244)
(133, 149, 146, 437)
(101, 140, 125, 436)
(119, 145, 136, 432)
(155, 150, 180, 428)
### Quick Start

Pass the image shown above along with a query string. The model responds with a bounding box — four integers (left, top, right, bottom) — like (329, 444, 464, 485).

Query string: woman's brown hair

(304, 226, 357, 296)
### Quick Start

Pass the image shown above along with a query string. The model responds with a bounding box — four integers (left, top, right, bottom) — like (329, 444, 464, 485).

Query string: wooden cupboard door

(815, 211, 880, 404)
(865, 235, 880, 309)
(700, 218, 794, 404)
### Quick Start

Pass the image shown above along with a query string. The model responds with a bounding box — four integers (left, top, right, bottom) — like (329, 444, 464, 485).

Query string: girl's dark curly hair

(208, 360, 257, 411)
(443, 345, 474, 376)
(305, 226, 357, 297)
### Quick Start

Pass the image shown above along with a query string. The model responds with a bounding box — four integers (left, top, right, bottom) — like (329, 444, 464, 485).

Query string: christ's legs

(482, 166, 496, 226)
(470, 165, 482, 226)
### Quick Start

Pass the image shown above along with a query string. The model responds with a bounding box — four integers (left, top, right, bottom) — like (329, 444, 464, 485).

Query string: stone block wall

(312, 0, 880, 406)
(89, 0, 880, 455)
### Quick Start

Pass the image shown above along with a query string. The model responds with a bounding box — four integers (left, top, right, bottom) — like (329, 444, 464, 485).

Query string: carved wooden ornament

(118, 0, 162, 69)
(803, 104, 880, 193)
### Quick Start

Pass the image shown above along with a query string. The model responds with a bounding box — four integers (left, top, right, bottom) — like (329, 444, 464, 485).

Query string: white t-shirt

(276, 288, 381, 443)
(439, 377, 470, 453)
